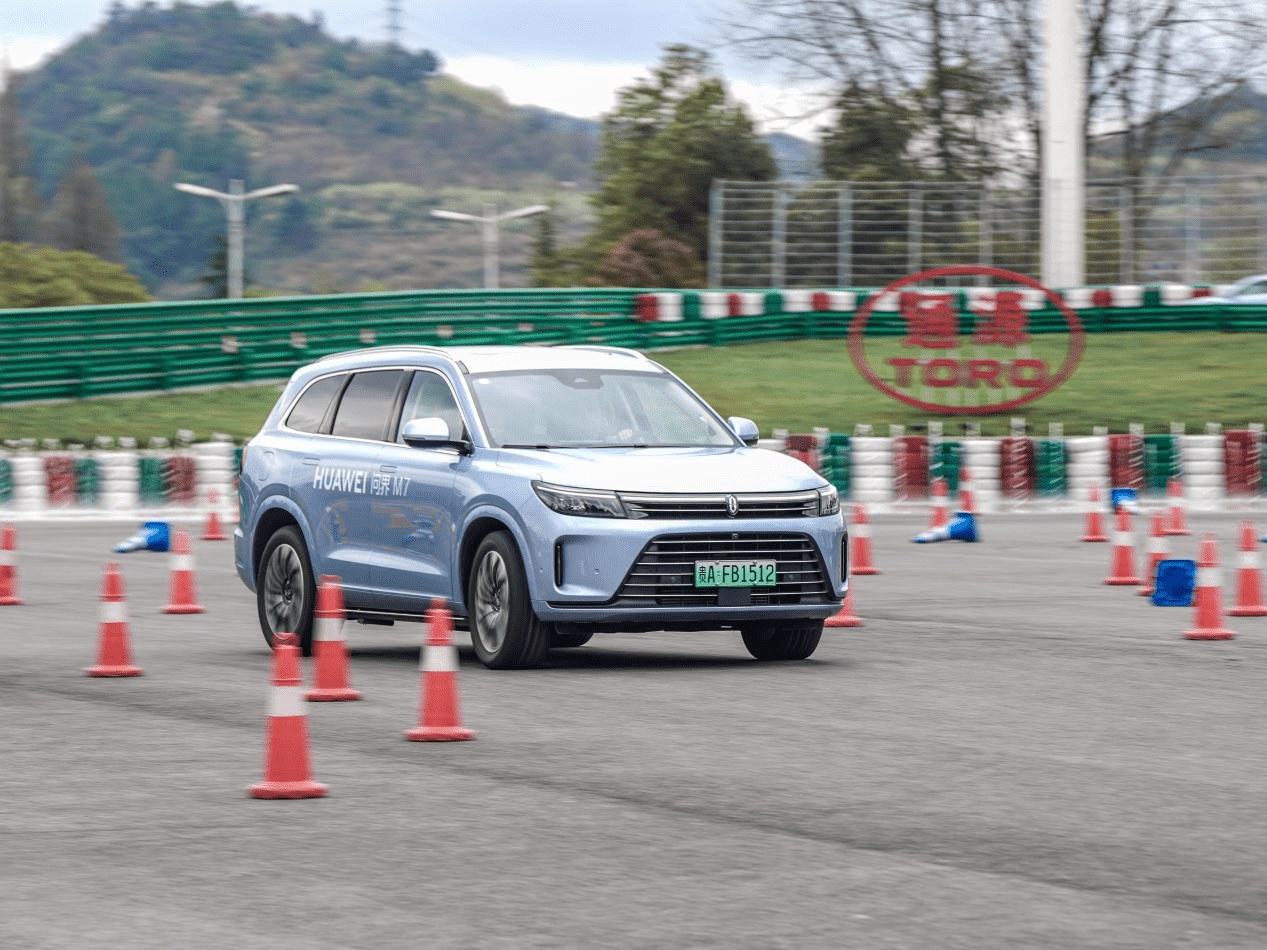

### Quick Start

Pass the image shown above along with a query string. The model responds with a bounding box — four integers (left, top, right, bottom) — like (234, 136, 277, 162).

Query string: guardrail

(1, 285, 1264, 404)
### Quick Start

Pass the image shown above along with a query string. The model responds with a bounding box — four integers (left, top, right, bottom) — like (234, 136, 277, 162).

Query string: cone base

(1184, 628, 1235, 640)
(201, 533, 227, 542)
(851, 567, 881, 575)
(404, 725, 475, 742)
(1163, 529, 1191, 537)
(1105, 577, 1143, 586)
(305, 687, 363, 701)
(824, 615, 863, 627)
(248, 780, 329, 799)
(1080, 535, 1108, 543)
(1137, 587, 1154, 597)
(0, 596, 25, 605)
(162, 604, 206, 614)
(86, 664, 143, 677)
(1228, 606, 1267, 616)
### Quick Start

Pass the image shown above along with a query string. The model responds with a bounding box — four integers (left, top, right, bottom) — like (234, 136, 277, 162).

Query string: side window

(399, 370, 465, 441)
(285, 374, 345, 433)
(330, 370, 405, 441)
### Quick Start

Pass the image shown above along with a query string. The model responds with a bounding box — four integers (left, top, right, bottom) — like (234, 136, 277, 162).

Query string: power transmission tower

(386, 0, 403, 48)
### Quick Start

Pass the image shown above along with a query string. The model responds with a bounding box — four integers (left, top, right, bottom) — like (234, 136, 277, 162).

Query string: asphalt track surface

(5, 510, 1267, 950)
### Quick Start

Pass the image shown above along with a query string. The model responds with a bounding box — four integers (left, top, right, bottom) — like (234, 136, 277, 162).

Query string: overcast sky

(3, 0, 823, 133)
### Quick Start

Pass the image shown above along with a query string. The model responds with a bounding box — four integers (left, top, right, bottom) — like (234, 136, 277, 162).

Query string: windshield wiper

(500, 444, 555, 450)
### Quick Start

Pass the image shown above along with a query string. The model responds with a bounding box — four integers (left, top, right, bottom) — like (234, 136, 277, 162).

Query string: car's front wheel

(468, 531, 551, 669)
(256, 525, 315, 655)
(740, 619, 824, 661)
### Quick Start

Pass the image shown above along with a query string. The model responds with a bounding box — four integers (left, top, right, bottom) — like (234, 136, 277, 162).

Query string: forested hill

(13, 1, 606, 294)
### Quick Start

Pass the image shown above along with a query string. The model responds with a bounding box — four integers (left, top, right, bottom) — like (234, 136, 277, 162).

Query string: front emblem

(726, 495, 739, 518)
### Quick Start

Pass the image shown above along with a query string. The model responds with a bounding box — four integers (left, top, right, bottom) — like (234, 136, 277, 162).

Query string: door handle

(379, 464, 398, 474)
(302, 457, 319, 466)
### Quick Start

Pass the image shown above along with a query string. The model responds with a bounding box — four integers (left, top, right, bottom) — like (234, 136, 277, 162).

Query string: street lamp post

(173, 179, 299, 298)
(430, 202, 549, 289)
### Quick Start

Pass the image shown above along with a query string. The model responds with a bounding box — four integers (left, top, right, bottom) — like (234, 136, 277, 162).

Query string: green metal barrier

(1, 287, 1264, 404)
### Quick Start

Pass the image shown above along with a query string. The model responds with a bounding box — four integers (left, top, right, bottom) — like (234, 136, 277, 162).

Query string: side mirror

(727, 416, 760, 447)
(401, 417, 472, 455)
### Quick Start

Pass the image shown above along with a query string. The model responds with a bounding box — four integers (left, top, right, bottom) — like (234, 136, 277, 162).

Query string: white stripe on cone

(268, 685, 306, 718)
(314, 615, 345, 642)
(1115, 531, 1132, 547)
(422, 644, 458, 674)
(0, 550, 11, 567)
(171, 554, 194, 572)
(101, 601, 127, 624)
(1197, 566, 1220, 589)
(1238, 551, 1260, 569)
(853, 523, 871, 538)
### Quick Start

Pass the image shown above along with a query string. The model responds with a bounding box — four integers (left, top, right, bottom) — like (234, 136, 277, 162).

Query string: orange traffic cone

(86, 563, 142, 677)
(1138, 512, 1169, 597)
(306, 575, 362, 701)
(1104, 509, 1142, 586)
(958, 465, 976, 514)
(849, 504, 881, 575)
(1164, 477, 1191, 536)
(1228, 521, 1267, 617)
(928, 477, 950, 529)
(824, 586, 862, 627)
(405, 599, 475, 742)
(0, 522, 23, 606)
(249, 632, 328, 798)
(1184, 534, 1235, 640)
(1081, 482, 1108, 542)
(201, 489, 227, 541)
(162, 529, 205, 614)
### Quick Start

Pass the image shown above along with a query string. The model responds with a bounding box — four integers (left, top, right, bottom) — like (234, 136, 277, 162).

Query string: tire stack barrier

(1180, 434, 1225, 503)
(1223, 430, 1262, 497)
(164, 455, 198, 505)
(1035, 439, 1067, 496)
(892, 435, 929, 500)
(961, 438, 1001, 511)
(783, 434, 818, 471)
(138, 455, 166, 506)
(10, 454, 46, 512)
(193, 441, 237, 512)
(930, 440, 962, 493)
(1143, 434, 1180, 494)
(74, 456, 100, 506)
(43, 455, 76, 507)
(850, 436, 894, 505)
(98, 450, 139, 511)
(1107, 434, 1144, 494)
(820, 434, 851, 496)
(1065, 435, 1109, 503)
(999, 437, 1036, 500)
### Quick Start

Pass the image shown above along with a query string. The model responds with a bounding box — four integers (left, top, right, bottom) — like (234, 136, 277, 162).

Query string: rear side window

(331, 370, 406, 441)
(285, 374, 345, 433)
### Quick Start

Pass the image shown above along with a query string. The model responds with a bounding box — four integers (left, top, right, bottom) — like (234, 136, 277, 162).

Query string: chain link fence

(709, 176, 1267, 288)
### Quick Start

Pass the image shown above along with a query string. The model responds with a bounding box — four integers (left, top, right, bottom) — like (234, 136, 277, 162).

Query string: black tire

(467, 531, 551, 669)
(740, 619, 824, 661)
(550, 628, 594, 649)
(256, 525, 316, 656)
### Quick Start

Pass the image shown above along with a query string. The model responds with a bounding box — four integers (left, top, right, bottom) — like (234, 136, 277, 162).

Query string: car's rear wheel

(256, 525, 315, 656)
(740, 619, 824, 661)
(468, 531, 551, 669)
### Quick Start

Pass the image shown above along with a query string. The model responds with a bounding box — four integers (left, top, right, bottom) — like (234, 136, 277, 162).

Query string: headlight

(817, 485, 840, 517)
(533, 481, 628, 518)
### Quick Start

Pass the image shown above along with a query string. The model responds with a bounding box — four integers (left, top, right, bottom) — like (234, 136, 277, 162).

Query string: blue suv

(235, 345, 847, 668)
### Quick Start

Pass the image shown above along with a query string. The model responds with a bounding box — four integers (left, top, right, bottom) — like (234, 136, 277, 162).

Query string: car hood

(495, 446, 824, 493)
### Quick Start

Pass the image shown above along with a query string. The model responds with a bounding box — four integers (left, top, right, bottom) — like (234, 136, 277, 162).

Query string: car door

(368, 369, 464, 611)
(302, 368, 407, 596)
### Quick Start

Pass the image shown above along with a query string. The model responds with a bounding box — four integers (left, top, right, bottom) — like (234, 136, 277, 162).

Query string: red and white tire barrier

(1184, 535, 1235, 641)
(86, 563, 142, 677)
(404, 599, 475, 742)
(161, 529, 205, 614)
(1227, 521, 1267, 617)
(248, 632, 328, 799)
(0, 523, 24, 606)
(305, 575, 362, 702)
(848, 504, 881, 576)
(1104, 509, 1142, 586)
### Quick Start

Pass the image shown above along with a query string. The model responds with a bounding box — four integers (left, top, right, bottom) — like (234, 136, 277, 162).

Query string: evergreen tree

(199, 233, 231, 298)
(44, 156, 123, 261)
(0, 69, 42, 243)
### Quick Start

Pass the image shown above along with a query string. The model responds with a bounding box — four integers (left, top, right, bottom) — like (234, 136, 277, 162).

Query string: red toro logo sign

(847, 265, 1084, 414)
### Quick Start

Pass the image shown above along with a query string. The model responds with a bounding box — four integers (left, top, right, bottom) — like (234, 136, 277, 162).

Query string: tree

(199, 233, 231, 298)
(44, 156, 123, 261)
(0, 69, 42, 243)
(591, 229, 706, 288)
(0, 242, 149, 308)
(588, 45, 777, 272)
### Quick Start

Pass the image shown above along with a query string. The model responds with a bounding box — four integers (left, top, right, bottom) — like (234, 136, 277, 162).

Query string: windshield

(468, 368, 738, 449)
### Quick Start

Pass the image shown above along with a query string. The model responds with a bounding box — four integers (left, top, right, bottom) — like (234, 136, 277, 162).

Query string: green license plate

(694, 560, 776, 588)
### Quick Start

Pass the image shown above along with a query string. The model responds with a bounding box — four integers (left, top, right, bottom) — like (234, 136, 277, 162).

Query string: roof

(312, 344, 659, 376)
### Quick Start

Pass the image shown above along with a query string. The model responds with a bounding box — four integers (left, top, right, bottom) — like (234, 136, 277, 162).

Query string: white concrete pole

(1041, 0, 1085, 288)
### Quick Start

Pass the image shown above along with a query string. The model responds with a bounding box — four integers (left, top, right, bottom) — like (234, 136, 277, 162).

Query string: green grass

(1, 331, 1265, 443)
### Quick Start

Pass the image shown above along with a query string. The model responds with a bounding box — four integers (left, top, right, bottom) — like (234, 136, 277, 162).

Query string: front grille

(619, 490, 818, 520)
(611, 532, 833, 607)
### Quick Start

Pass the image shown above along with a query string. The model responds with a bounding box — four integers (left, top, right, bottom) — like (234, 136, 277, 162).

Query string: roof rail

(314, 344, 453, 363)
(560, 345, 648, 360)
